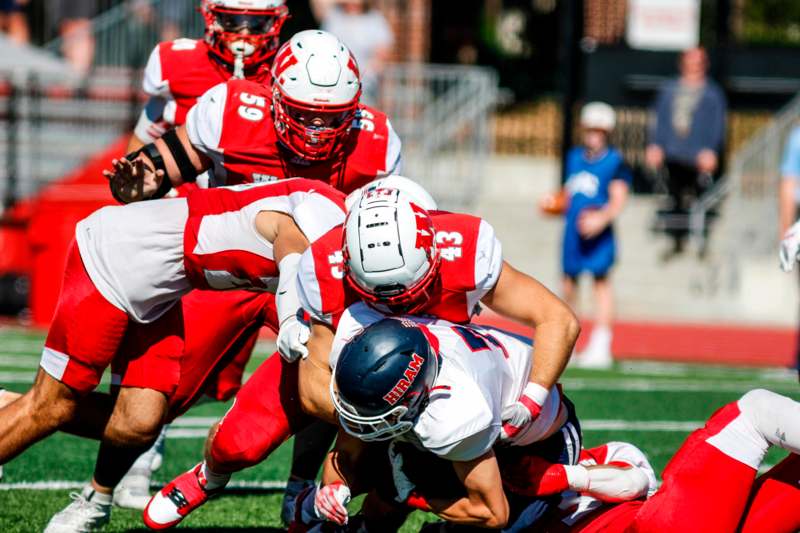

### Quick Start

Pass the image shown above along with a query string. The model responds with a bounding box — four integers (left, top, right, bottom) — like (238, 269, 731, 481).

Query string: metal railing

(689, 92, 800, 292)
(376, 64, 498, 210)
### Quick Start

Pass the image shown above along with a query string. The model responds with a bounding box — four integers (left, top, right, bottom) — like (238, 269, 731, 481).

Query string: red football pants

(208, 352, 312, 472)
(739, 453, 800, 533)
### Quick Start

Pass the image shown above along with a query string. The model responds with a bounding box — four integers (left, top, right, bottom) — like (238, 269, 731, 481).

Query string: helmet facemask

(272, 85, 360, 161)
(203, 3, 289, 75)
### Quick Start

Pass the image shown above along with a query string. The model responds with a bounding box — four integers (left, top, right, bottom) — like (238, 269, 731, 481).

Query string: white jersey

(330, 302, 563, 462)
(76, 198, 190, 324)
(76, 179, 346, 324)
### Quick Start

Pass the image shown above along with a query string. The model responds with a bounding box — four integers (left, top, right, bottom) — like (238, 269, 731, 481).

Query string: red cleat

(143, 463, 222, 530)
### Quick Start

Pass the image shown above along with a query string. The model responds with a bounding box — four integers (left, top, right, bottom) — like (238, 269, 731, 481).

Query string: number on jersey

(452, 325, 509, 359)
(328, 250, 344, 280)
(436, 231, 463, 262)
(238, 92, 266, 122)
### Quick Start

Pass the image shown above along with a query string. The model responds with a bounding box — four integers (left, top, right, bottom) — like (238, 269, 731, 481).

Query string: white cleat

(44, 487, 111, 533)
(113, 465, 152, 510)
(149, 425, 168, 472)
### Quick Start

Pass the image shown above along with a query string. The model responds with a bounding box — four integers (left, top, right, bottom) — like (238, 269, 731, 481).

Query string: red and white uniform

(41, 179, 345, 395)
(331, 304, 564, 458)
(542, 402, 800, 533)
(138, 39, 268, 135)
(185, 79, 402, 193)
(298, 211, 503, 328)
(204, 211, 503, 470)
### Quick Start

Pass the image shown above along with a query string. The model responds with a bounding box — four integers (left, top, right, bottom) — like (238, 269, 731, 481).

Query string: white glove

(314, 481, 351, 525)
(780, 220, 800, 272)
(500, 382, 549, 441)
(276, 315, 310, 363)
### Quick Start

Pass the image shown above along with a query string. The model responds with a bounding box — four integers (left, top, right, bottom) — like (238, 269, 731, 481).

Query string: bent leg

(207, 352, 312, 473)
(631, 390, 800, 533)
(0, 369, 79, 463)
(739, 453, 800, 533)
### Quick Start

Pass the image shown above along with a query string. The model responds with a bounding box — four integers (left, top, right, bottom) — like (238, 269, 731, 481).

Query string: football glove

(313, 481, 351, 526)
(780, 220, 800, 272)
(500, 382, 549, 441)
(277, 315, 310, 363)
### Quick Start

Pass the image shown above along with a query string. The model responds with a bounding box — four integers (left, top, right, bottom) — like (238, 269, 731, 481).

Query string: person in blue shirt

(559, 102, 631, 368)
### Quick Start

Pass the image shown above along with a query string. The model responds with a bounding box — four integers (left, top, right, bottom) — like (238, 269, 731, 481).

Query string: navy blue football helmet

(331, 318, 439, 442)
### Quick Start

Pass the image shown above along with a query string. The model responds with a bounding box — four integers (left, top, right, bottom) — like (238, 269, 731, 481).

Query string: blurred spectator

(542, 102, 630, 369)
(0, 0, 29, 44)
(311, 0, 393, 103)
(779, 124, 800, 371)
(646, 47, 727, 259)
(158, 0, 196, 42)
(51, 0, 96, 75)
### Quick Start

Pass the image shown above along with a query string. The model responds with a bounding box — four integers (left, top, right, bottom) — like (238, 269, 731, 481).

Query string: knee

(209, 419, 285, 470)
(27, 379, 78, 429)
(738, 389, 779, 420)
(107, 408, 165, 448)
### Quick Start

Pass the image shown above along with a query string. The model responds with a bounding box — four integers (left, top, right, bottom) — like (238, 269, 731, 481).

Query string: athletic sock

(199, 461, 230, 491)
(563, 464, 589, 491)
(740, 389, 800, 454)
(83, 485, 113, 506)
(93, 442, 150, 490)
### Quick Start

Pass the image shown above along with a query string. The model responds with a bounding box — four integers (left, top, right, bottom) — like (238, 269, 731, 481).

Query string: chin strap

(233, 51, 245, 79)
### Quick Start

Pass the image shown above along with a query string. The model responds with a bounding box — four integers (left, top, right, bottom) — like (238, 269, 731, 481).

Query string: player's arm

(127, 44, 173, 153)
(481, 262, 579, 438)
(482, 261, 579, 391)
(426, 451, 509, 529)
(298, 321, 338, 423)
(104, 125, 210, 203)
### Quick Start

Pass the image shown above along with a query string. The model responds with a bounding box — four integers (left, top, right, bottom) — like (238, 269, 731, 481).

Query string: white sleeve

(296, 249, 332, 325)
(132, 97, 169, 143)
(185, 83, 228, 155)
(142, 45, 171, 98)
(383, 117, 402, 176)
(466, 220, 503, 310)
(432, 425, 498, 462)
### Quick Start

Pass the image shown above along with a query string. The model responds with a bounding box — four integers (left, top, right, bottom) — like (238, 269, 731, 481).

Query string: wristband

(520, 382, 549, 410)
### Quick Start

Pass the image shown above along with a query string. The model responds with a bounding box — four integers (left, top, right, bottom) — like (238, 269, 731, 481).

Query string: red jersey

(185, 78, 402, 194)
(297, 212, 503, 328)
(76, 179, 345, 323)
(143, 39, 271, 127)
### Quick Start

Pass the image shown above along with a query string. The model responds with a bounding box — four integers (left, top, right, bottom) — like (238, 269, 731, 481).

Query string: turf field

(0, 325, 798, 532)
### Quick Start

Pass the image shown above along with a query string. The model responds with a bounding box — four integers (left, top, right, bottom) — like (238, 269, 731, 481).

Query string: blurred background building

(1, 0, 799, 365)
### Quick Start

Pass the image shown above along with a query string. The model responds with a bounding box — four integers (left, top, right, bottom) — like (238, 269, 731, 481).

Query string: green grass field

(0, 325, 798, 532)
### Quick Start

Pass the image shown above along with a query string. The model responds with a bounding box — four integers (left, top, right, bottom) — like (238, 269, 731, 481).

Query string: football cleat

(113, 463, 151, 510)
(143, 463, 221, 530)
(44, 487, 112, 533)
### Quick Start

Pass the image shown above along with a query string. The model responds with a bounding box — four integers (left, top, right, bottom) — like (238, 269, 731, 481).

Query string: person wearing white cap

(560, 102, 631, 369)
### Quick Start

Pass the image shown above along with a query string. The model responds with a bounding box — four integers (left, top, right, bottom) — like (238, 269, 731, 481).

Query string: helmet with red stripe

(343, 187, 441, 314)
(271, 30, 362, 161)
(203, 0, 289, 72)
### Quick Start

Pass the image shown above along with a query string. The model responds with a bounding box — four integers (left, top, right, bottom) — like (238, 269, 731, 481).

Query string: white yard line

(0, 355, 41, 368)
(0, 480, 287, 491)
(580, 420, 702, 432)
(562, 378, 799, 394)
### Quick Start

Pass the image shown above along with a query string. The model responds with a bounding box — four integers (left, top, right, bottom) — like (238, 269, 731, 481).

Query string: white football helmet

(345, 176, 438, 212)
(271, 30, 362, 161)
(202, 0, 288, 70)
(344, 188, 440, 313)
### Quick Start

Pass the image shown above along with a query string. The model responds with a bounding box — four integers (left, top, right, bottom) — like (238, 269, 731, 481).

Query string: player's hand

(103, 157, 163, 204)
(780, 220, 800, 272)
(277, 315, 310, 362)
(314, 481, 351, 526)
(500, 382, 549, 441)
(577, 209, 610, 239)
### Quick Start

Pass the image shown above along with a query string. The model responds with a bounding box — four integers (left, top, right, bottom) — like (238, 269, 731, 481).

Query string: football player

(0, 179, 345, 533)
(144, 187, 580, 528)
(129, 0, 288, 153)
(104, 29, 401, 524)
(295, 315, 625, 531)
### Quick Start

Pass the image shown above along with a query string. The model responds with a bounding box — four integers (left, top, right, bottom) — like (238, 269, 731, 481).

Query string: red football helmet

(203, 0, 289, 73)
(271, 30, 362, 161)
